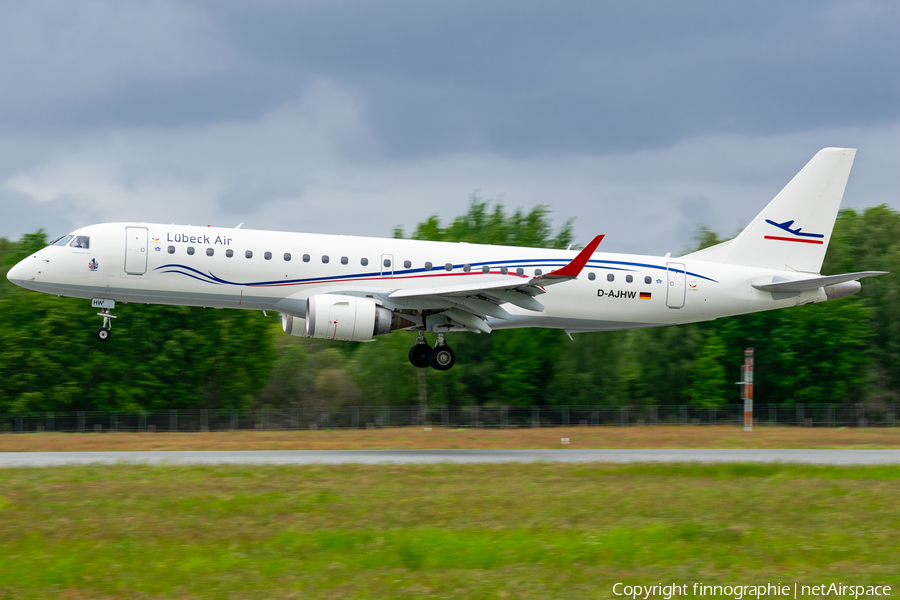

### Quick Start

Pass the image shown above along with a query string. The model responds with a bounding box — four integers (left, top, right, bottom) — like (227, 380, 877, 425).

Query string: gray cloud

(4, 1, 899, 150)
(0, 1, 898, 257)
(0, 0, 233, 129)
(3, 80, 897, 255)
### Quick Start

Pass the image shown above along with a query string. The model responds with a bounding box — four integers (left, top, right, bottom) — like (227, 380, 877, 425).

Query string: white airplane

(7, 148, 884, 370)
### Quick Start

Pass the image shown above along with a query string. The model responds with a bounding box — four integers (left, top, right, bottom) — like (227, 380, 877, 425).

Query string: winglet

(540, 235, 604, 279)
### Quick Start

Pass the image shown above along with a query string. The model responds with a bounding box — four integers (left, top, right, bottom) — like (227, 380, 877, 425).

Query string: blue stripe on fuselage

(153, 257, 718, 287)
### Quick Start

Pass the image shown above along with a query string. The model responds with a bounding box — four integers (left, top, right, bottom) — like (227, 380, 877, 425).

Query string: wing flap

(443, 308, 492, 333)
(486, 290, 545, 312)
(461, 297, 511, 320)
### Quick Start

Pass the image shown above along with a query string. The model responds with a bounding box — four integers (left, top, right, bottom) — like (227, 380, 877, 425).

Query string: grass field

(0, 462, 898, 599)
(1, 425, 900, 452)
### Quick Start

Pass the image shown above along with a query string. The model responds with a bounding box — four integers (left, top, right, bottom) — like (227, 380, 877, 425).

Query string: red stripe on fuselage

(764, 236, 824, 244)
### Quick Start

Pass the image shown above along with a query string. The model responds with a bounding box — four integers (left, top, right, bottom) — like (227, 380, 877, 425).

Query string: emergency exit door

(124, 227, 148, 275)
(666, 262, 686, 309)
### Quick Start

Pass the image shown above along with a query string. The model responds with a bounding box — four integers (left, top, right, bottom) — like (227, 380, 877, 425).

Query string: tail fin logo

(764, 219, 825, 245)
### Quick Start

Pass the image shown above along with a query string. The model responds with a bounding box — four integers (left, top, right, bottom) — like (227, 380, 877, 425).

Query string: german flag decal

(639, 292, 651, 300)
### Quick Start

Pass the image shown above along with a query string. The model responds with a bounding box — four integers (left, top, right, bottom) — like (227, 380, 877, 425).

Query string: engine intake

(305, 294, 414, 341)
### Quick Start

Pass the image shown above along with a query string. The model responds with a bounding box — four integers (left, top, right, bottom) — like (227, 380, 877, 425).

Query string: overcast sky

(1, 0, 898, 255)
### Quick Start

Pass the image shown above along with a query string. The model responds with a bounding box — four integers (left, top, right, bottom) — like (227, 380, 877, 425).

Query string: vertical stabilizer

(686, 148, 856, 273)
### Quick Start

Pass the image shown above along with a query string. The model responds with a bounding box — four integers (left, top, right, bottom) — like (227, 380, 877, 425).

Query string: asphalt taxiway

(1, 449, 899, 467)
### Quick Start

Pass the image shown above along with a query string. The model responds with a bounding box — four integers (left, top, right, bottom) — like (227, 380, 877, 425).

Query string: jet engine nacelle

(281, 314, 308, 337)
(305, 294, 413, 341)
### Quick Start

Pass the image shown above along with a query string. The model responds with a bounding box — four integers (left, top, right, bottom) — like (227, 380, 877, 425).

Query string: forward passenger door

(124, 227, 148, 275)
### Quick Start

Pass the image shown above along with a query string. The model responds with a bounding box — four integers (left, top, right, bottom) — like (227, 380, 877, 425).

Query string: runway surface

(1, 449, 900, 467)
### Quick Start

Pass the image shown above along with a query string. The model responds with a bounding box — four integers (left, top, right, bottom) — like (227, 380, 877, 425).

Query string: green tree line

(0, 200, 895, 412)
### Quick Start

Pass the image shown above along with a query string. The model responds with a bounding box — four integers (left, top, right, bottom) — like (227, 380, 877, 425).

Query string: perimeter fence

(0, 403, 896, 433)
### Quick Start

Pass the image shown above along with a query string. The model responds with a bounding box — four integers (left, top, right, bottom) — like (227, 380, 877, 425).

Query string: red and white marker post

(742, 348, 754, 432)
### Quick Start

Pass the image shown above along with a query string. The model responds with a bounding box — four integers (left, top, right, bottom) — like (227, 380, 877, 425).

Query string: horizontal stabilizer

(753, 271, 886, 293)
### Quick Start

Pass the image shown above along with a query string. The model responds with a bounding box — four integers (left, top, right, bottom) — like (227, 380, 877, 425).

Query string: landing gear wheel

(429, 345, 456, 370)
(409, 344, 432, 368)
(95, 327, 111, 342)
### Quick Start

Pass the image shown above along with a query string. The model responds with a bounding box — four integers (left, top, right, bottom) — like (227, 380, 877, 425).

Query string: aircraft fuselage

(7, 222, 823, 334)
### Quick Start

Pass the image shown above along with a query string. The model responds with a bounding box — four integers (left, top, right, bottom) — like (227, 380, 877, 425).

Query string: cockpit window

(50, 235, 74, 247)
(70, 236, 90, 249)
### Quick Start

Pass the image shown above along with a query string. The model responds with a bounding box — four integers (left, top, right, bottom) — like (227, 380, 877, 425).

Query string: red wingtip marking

(546, 234, 604, 278)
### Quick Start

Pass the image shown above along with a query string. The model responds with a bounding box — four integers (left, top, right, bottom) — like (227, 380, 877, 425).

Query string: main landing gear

(409, 333, 432, 368)
(408, 332, 456, 371)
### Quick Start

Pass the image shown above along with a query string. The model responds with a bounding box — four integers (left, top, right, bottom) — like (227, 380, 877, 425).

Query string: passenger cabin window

(535, 269, 542, 276)
(607, 273, 614, 282)
(70, 236, 90, 249)
(500, 266, 508, 275)
(445, 263, 453, 272)
(482, 266, 490, 274)
(284, 253, 291, 261)
(588, 272, 596, 281)
(404, 260, 411, 269)
(167, 246, 175, 254)
(264, 252, 272, 260)
(424, 262, 432, 270)
(206, 248, 214, 257)
(322, 255, 329, 263)
(303, 254, 310, 262)
(383, 258, 391, 268)
(463, 264, 471, 273)
(187, 247, 195, 256)
(245, 250, 253, 259)
(644, 276, 652, 284)
(626, 274, 633, 283)
(360, 257, 368, 266)
(226, 249, 233, 258)
(341, 256, 348, 265)
(516, 267, 524, 276)
(51, 235, 74, 247)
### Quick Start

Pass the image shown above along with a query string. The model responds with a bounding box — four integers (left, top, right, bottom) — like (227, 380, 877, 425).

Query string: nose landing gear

(92, 298, 117, 342)
(408, 332, 457, 370)
(95, 308, 116, 342)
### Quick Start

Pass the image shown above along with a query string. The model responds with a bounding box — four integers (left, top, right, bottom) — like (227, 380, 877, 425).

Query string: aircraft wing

(387, 235, 604, 332)
(752, 271, 886, 293)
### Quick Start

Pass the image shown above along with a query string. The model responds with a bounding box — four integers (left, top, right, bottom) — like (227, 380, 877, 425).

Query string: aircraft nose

(6, 259, 27, 286)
